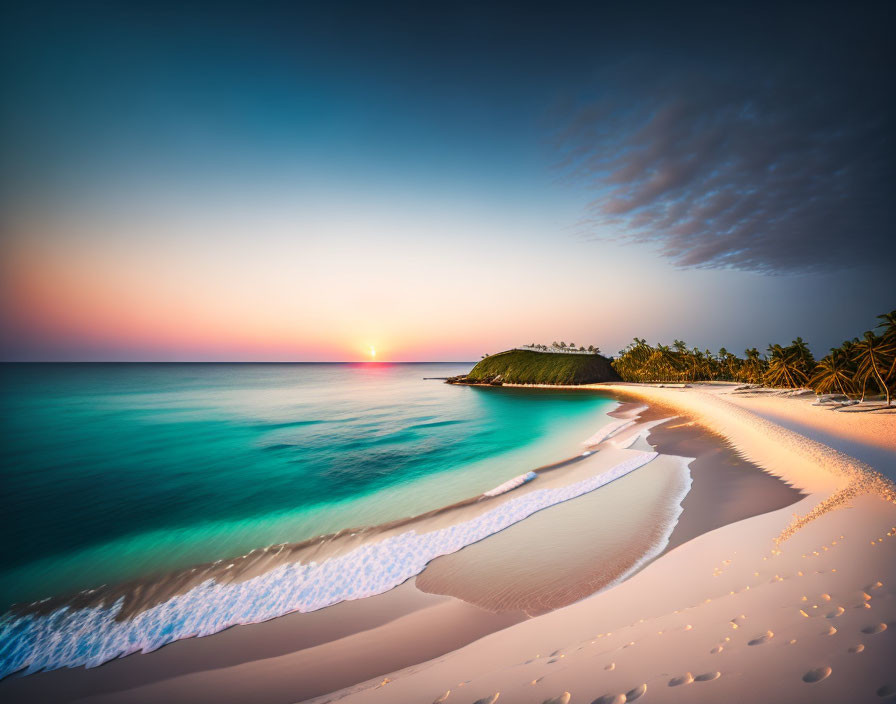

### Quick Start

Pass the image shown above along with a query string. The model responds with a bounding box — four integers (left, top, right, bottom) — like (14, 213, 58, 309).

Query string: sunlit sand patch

(625, 683, 648, 700)
(777, 475, 896, 545)
(802, 666, 832, 683)
(472, 694, 499, 704)
(591, 695, 625, 704)
(747, 630, 774, 645)
(668, 672, 694, 686)
(541, 693, 570, 704)
(861, 623, 887, 634)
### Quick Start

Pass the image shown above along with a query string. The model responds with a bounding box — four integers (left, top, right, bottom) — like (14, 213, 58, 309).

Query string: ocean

(0, 363, 618, 613)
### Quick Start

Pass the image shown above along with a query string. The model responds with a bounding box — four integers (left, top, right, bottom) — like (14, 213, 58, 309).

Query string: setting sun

(369, 345, 376, 358)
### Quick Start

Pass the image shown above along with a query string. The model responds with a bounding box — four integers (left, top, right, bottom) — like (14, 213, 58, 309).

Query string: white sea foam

(582, 418, 634, 447)
(0, 451, 657, 678)
(483, 471, 538, 497)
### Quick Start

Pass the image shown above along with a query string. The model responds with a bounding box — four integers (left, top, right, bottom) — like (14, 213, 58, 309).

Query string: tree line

(611, 310, 895, 406)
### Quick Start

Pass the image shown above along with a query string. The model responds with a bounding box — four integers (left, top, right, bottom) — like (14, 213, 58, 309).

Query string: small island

(448, 344, 620, 386)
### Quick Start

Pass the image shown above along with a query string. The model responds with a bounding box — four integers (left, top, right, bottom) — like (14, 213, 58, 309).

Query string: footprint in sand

(695, 672, 721, 682)
(878, 684, 896, 698)
(669, 673, 694, 686)
(826, 606, 845, 618)
(802, 667, 832, 683)
(604, 662, 616, 671)
(625, 684, 647, 701)
(542, 693, 570, 704)
(862, 623, 888, 635)
(730, 615, 746, 629)
(823, 625, 837, 636)
(748, 630, 774, 645)
(432, 692, 450, 704)
(591, 695, 625, 704)
(848, 644, 865, 653)
(472, 695, 499, 704)
(710, 645, 724, 654)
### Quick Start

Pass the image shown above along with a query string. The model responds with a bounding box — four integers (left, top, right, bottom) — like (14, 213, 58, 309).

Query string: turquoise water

(0, 363, 617, 610)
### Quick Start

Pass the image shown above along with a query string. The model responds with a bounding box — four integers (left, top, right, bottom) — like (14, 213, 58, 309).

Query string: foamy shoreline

(0, 401, 683, 682)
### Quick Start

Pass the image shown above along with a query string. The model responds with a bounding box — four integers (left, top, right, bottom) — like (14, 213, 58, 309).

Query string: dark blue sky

(1, 1, 893, 360)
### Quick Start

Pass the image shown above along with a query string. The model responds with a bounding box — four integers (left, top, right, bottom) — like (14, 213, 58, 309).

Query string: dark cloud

(551, 28, 895, 274)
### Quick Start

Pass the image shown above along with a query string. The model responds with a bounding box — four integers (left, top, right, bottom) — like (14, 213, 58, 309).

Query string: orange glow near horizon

(4, 207, 859, 362)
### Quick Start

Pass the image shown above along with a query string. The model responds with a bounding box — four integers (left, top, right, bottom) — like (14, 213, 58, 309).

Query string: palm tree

(739, 347, 764, 384)
(765, 343, 809, 388)
(790, 337, 814, 369)
(851, 331, 895, 406)
(809, 349, 855, 396)
(877, 310, 896, 385)
(878, 310, 896, 339)
(718, 347, 738, 380)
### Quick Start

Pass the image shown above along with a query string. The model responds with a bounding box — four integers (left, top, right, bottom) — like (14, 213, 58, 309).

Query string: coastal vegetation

(451, 349, 619, 386)
(611, 310, 895, 405)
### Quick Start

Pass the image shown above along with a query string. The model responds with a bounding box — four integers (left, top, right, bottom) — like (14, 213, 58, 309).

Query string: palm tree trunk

(870, 354, 891, 406)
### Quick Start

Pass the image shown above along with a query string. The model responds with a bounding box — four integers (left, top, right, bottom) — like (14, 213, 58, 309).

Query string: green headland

(449, 348, 620, 386)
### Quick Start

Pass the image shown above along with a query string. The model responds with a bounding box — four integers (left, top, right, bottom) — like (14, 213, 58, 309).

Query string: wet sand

(415, 402, 802, 614)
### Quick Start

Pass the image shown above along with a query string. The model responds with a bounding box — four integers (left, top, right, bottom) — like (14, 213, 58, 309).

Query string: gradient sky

(1, 1, 893, 361)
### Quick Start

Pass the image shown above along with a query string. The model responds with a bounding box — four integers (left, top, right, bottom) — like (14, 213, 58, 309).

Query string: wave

(0, 451, 657, 678)
(482, 471, 538, 497)
(582, 417, 635, 447)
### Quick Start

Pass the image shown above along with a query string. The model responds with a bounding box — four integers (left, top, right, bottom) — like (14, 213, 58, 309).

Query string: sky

(1, 1, 893, 361)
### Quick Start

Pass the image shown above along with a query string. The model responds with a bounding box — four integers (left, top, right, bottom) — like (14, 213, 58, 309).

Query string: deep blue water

(0, 363, 616, 609)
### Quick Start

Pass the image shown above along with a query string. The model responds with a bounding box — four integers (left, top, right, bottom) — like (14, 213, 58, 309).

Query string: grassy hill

(451, 349, 620, 386)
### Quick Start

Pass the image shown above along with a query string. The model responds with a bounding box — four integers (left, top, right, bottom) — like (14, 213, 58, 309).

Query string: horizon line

(0, 360, 478, 364)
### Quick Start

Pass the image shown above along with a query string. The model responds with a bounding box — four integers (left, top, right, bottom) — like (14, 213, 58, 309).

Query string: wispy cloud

(551, 58, 894, 274)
